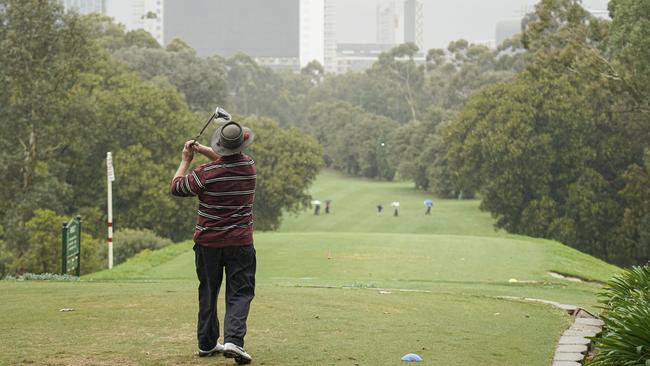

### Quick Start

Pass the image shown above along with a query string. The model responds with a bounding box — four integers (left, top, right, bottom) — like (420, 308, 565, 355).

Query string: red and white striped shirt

(171, 153, 256, 248)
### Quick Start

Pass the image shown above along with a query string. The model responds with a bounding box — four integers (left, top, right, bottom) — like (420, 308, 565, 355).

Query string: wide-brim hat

(210, 121, 255, 156)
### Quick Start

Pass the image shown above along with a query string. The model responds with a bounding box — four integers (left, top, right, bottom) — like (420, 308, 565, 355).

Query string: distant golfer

(424, 199, 433, 215)
(391, 201, 400, 217)
(325, 199, 332, 214)
(377, 204, 383, 214)
(312, 200, 322, 215)
(170, 121, 256, 364)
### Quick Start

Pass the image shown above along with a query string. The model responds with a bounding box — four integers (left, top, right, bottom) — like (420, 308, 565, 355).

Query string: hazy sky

(336, 0, 609, 50)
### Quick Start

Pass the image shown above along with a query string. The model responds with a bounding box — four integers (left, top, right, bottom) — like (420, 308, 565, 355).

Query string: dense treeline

(114, 30, 524, 192)
(113, 0, 649, 266)
(447, 0, 649, 266)
(0, 0, 322, 276)
(1, 0, 647, 273)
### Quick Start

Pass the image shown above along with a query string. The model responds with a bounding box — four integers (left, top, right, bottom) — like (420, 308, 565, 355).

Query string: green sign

(62, 216, 81, 276)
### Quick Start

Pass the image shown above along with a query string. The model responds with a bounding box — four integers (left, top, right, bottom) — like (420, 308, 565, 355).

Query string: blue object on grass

(401, 353, 423, 362)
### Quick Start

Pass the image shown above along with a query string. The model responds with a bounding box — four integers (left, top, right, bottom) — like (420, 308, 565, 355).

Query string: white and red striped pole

(106, 152, 115, 269)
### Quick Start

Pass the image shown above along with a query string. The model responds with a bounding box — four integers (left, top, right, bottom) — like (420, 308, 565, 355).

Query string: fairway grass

(279, 170, 499, 237)
(0, 170, 620, 365)
(1, 281, 570, 366)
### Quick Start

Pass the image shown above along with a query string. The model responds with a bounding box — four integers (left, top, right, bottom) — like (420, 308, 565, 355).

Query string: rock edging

(496, 297, 603, 366)
(552, 309, 603, 366)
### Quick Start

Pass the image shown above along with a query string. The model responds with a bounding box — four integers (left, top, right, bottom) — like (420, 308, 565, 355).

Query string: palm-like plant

(589, 265, 650, 366)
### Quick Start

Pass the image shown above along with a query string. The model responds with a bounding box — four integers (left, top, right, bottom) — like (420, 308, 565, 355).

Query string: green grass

(0, 169, 620, 365)
(279, 170, 498, 237)
(85, 242, 192, 281)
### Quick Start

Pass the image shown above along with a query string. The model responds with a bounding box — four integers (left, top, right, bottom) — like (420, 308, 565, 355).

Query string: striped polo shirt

(170, 153, 256, 248)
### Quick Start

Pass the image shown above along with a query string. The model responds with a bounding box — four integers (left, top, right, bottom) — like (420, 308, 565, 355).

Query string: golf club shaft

(192, 113, 216, 145)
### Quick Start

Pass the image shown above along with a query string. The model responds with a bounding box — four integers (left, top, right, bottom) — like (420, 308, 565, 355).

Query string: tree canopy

(0, 1, 325, 275)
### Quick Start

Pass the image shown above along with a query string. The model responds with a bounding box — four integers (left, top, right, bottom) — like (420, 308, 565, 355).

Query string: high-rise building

(376, 0, 402, 45)
(403, 0, 422, 48)
(65, 0, 338, 72)
(61, 0, 106, 15)
(587, 8, 610, 19)
(164, 0, 300, 69)
(163, 0, 335, 72)
(376, 0, 422, 49)
(323, 0, 337, 74)
(335, 42, 425, 74)
(142, 0, 164, 45)
(299, 0, 337, 72)
(300, 0, 324, 69)
(105, 0, 164, 45)
(495, 18, 521, 46)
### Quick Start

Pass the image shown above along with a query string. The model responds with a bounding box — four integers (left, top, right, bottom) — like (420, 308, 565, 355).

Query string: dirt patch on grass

(548, 271, 604, 284)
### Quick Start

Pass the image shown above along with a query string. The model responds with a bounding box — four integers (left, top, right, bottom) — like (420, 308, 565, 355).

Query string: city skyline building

(162, 0, 337, 72)
(404, 0, 423, 49)
(376, 0, 403, 45)
(163, 0, 300, 70)
(142, 0, 164, 45)
(299, 0, 337, 72)
(335, 42, 425, 74)
(300, 0, 325, 70)
(376, 0, 422, 49)
(323, 0, 337, 73)
(62, 0, 164, 45)
(61, 0, 106, 15)
(495, 18, 521, 46)
(105, 0, 163, 45)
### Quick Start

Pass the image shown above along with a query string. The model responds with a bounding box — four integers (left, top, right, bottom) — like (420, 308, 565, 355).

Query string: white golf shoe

(223, 342, 252, 364)
(197, 342, 225, 357)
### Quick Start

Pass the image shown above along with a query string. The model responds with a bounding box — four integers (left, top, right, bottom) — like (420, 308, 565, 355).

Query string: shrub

(110, 228, 173, 265)
(9, 210, 104, 276)
(80, 233, 103, 275)
(589, 265, 650, 366)
(3, 273, 80, 281)
(0, 238, 11, 278)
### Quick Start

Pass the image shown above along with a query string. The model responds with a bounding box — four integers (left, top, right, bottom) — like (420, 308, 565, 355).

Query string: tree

(445, 0, 650, 265)
(388, 107, 451, 189)
(225, 53, 270, 116)
(241, 117, 323, 230)
(301, 60, 325, 85)
(607, 0, 650, 115)
(124, 29, 160, 49)
(11, 209, 102, 275)
(0, 0, 94, 265)
(166, 37, 193, 53)
(60, 66, 198, 241)
(303, 101, 398, 179)
(425, 40, 523, 111)
(0, 3, 329, 275)
(368, 43, 425, 122)
(113, 144, 195, 240)
(448, 75, 598, 233)
(618, 151, 650, 265)
(113, 47, 228, 112)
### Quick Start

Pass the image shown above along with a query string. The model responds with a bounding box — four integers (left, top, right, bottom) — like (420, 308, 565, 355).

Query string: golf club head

(215, 106, 231, 122)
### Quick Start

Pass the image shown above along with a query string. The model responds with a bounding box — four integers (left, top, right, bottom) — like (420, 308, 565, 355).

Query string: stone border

(552, 309, 603, 366)
(497, 296, 603, 365)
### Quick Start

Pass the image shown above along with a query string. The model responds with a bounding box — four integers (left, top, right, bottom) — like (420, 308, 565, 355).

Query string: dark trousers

(194, 244, 256, 350)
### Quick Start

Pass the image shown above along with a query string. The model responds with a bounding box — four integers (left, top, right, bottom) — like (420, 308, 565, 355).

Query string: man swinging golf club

(170, 113, 256, 364)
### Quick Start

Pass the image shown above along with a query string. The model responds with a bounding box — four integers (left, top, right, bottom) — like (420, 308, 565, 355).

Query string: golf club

(191, 106, 232, 145)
